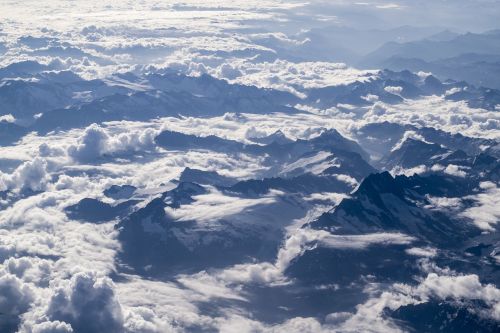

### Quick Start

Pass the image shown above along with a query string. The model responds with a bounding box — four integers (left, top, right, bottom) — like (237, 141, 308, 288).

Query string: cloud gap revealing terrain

(1, 0, 500, 332)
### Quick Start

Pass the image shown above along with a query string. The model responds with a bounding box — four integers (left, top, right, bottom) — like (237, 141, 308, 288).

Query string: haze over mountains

(0, 1, 499, 332)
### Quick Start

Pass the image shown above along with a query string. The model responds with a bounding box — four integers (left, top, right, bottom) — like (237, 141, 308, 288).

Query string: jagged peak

(355, 171, 406, 198)
(249, 129, 293, 145)
(389, 137, 446, 157)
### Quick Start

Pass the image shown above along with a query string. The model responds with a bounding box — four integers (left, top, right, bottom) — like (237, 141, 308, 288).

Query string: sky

(1, 0, 499, 36)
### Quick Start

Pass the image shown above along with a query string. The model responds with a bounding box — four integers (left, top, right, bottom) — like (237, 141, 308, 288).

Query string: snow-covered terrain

(1, 1, 500, 332)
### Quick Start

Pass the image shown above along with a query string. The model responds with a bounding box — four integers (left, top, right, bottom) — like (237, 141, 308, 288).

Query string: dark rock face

(179, 167, 236, 187)
(226, 174, 352, 196)
(116, 197, 192, 276)
(380, 138, 450, 169)
(103, 185, 137, 200)
(65, 198, 139, 223)
(161, 182, 207, 208)
(287, 170, 498, 292)
(389, 301, 500, 333)
(248, 130, 293, 145)
(308, 172, 478, 245)
(286, 244, 419, 286)
(356, 121, 497, 161)
(0, 121, 28, 146)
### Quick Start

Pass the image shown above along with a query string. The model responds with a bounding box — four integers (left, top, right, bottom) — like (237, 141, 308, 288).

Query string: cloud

(358, 95, 500, 140)
(443, 164, 467, 177)
(449, 114, 473, 127)
(215, 314, 332, 333)
(390, 164, 428, 176)
(39, 143, 66, 157)
(0, 157, 51, 192)
(225, 60, 378, 96)
(67, 125, 109, 162)
(217, 63, 242, 80)
(0, 99, 496, 333)
(244, 126, 268, 140)
(424, 196, 462, 213)
(0, 186, 120, 284)
(215, 262, 285, 285)
(330, 273, 500, 332)
(177, 272, 247, 302)
(384, 86, 403, 95)
(31, 321, 74, 333)
(335, 271, 500, 332)
(334, 174, 358, 187)
(0, 114, 15, 122)
(270, 317, 328, 333)
(445, 87, 463, 96)
(67, 124, 157, 162)
(122, 307, 173, 333)
(46, 271, 124, 333)
(417, 273, 500, 304)
(165, 188, 277, 224)
(405, 247, 437, 257)
(390, 130, 427, 152)
(116, 276, 209, 331)
(0, 2, 499, 330)
(362, 94, 380, 103)
(480, 119, 500, 130)
(2, 257, 52, 286)
(367, 101, 387, 116)
(281, 151, 340, 176)
(460, 182, 500, 231)
(0, 273, 35, 332)
(273, 227, 415, 276)
(318, 231, 415, 249)
(303, 192, 348, 204)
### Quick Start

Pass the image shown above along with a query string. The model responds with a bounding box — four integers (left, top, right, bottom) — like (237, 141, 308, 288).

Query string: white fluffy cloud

(384, 86, 403, 95)
(0, 157, 51, 192)
(31, 321, 74, 333)
(166, 188, 278, 223)
(46, 272, 124, 333)
(405, 247, 438, 257)
(319, 232, 415, 249)
(416, 273, 500, 309)
(67, 123, 157, 162)
(460, 182, 500, 231)
(334, 271, 500, 332)
(390, 130, 427, 152)
(0, 273, 35, 332)
(443, 164, 467, 177)
(221, 60, 378, 95)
